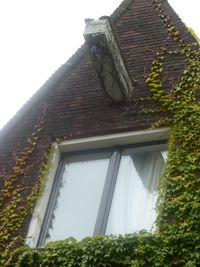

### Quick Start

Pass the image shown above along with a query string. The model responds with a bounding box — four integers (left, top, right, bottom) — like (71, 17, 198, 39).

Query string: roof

(0, 0, 132, 141)
(0, 0, 195, 142)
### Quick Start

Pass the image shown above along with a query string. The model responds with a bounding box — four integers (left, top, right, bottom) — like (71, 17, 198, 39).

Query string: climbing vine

(0, 0, 200, 266)
(0, 106, 54, 266)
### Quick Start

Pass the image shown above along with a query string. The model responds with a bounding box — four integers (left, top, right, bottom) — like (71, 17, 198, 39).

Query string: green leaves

(1, 1, 200, 266)
(13, 11, 200, 267)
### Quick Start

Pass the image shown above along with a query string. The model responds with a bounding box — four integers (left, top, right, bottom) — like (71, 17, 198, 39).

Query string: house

(0, 0, 199, 266)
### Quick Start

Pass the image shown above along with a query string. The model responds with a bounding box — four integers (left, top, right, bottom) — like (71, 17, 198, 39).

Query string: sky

(0, 0, 199, 130)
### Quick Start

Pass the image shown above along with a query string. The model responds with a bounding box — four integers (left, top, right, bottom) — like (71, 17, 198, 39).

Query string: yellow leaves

(149, 82, 162, 89)
(27, 138, 37, 147)
(173, 30, 179, 37)
(150, 72, 159, 79)
(0, 120, 44, 253)
(168, 25, 175, 32)
(24, 147, 34, 154)
(12, 166, 23, 175)
(15, 158, 26, 165)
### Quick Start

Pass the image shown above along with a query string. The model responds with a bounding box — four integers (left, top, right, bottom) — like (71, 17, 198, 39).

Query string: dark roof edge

(0, 0, 134, 141)
(161, 0, 198, 44)
(0, 45, 88, 140)
(110, 0, 133, 23)
(0, 0, 196, 141)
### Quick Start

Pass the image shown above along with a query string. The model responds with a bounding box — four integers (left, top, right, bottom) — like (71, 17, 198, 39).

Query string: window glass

(106, 150, 165, 234)
(46, 153, 110, 242)
(39, 145, 167, 245)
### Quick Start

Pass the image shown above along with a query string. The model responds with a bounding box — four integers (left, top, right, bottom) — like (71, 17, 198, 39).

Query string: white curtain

(106, 151, 165, 235)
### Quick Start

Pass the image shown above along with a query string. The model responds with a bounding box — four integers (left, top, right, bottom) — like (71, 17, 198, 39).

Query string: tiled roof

(0, 0, 196, 153)
(0, 0, 195, 142)
(0, 0, 133, 141)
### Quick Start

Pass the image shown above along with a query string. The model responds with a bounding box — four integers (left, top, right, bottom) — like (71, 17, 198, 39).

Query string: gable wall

(0, 0, 195, 239)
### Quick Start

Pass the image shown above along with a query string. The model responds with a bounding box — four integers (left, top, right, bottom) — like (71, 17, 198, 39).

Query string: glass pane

(161, 151, 167, 162)
(46, 153, 110, 242)
(106, 149, 166, 235)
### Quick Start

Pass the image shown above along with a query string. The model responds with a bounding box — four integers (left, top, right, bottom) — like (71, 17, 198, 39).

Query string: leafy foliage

(1, 0, 200, 266)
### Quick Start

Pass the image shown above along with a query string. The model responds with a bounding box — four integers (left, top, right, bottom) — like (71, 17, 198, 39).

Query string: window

(37, 142, 166, 247)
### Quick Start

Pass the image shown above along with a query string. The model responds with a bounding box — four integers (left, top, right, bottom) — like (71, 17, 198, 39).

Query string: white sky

(0, 0, 199, 130)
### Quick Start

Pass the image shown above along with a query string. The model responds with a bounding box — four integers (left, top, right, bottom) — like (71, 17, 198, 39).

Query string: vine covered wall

(0, 0, 200, 266)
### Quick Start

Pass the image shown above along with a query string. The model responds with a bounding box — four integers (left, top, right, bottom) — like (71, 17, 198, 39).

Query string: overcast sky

(0, 0, 199, 130)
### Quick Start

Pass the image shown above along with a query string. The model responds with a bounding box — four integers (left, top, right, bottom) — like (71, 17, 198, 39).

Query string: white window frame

(26, 127, 169, 247)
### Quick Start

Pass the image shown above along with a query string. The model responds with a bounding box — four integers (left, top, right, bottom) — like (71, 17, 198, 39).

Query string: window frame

(26, 127, 169, 247)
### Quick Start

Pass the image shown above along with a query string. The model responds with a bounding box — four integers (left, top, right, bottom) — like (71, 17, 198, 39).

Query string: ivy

(0, 106, 52, 266)
(1, 0, 200, 266)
